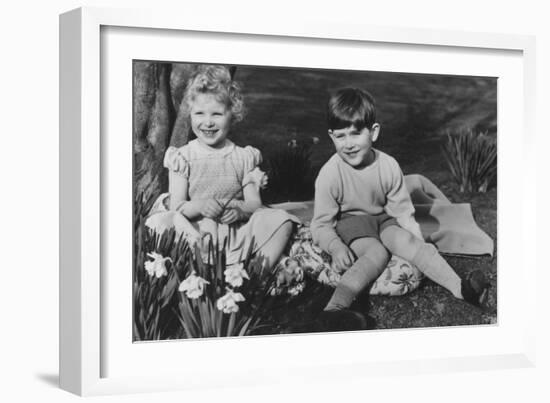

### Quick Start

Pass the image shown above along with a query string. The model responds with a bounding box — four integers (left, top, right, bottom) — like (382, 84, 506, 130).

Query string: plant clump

(442, 130, 496, 193)
(133, 192, 304, 341)
(262, 137, 319, 203)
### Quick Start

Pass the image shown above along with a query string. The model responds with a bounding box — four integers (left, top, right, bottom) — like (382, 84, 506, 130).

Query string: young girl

(154, 65, 298, 268)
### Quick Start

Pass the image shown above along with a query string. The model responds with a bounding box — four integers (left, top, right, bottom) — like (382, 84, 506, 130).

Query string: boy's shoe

(316, 309, 371, 332)
(461, 270, 490, 307)
(290, 309, 372, 333)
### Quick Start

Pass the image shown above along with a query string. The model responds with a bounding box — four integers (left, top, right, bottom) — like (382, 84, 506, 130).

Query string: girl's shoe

(461, 270, 490, 307)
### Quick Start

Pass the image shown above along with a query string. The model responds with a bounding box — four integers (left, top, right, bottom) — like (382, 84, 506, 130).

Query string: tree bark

(169, 64, 199, 147)
(133, 62, 175, 197)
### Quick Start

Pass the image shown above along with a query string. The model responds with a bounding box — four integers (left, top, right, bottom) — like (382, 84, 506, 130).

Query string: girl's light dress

(147, 139, 299, 264)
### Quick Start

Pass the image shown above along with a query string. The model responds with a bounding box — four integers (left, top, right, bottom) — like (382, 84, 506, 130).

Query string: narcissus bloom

(179, 272, 210, 299)
(216, 290, 245, 314)
(224, 263, 250, 288)
(144, 252, 171, 278)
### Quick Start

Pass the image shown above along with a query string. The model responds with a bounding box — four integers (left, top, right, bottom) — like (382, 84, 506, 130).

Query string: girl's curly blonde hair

(183, 65, 245, 122)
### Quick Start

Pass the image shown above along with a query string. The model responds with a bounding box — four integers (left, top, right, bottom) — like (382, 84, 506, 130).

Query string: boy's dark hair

(327, 87, 376, 131)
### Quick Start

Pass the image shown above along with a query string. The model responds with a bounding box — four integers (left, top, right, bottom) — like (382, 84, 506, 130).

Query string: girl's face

(190, 93, 232, 149)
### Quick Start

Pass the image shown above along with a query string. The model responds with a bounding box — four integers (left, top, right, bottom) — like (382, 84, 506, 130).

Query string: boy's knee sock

(411, 243, 463, 299)
(325, 255, 385, 311)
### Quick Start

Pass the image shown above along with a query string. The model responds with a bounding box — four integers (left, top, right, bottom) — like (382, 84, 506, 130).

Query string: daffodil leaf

(226, 312, 236, 337)
(238, 317, 253, 337)
(215, 309, 223, 337)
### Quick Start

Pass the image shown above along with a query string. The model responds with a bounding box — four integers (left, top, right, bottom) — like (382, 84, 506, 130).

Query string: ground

(230, 65, 497, 331)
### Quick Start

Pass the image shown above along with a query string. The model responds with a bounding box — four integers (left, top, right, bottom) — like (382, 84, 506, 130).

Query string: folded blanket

(405, 174, 494, 256)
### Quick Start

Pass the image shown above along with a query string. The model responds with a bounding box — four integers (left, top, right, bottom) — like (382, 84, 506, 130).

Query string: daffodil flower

(179, 272, 210, 299)
(144, 252, 171, 278)
(224, 263, 250, 288)
(216, 289, 245, 314)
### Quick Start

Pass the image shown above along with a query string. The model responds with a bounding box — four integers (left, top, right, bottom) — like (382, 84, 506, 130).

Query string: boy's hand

(328, 240, 355, 271)
(219, 207, 245, 224)
(201, 199, 224, 219)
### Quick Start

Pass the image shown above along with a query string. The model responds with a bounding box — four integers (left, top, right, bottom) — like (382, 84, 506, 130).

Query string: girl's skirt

(145, 193, 300, 264)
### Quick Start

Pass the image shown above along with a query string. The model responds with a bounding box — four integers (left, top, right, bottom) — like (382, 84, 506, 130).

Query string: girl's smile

(190, 93, 232, 149)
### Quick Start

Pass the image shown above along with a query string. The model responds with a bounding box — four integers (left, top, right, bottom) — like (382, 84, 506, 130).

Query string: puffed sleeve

(163, 146, 189, 178)
(241, 146, 264, 187)
(243, 146, 262, 172)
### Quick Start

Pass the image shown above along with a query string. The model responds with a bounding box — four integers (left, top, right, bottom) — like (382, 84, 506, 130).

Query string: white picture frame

(59, 6, 537, 396)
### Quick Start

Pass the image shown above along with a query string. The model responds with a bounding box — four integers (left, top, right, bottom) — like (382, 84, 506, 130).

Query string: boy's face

(329, 124, 380, 168)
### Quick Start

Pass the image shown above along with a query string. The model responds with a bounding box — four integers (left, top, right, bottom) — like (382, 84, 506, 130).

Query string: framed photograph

(60, 7, 536, 396)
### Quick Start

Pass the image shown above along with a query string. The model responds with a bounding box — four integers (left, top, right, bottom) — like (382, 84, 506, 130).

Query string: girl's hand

(329, 240, 355, 272)
(201, 199, 224, 219)
(219, 207, 245, 225)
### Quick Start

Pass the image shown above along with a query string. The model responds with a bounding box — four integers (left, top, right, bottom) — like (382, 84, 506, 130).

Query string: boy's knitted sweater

(311, 149, 422, 251)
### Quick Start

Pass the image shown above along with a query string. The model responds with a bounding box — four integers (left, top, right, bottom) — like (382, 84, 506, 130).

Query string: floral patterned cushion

(276, 225, 423, 296)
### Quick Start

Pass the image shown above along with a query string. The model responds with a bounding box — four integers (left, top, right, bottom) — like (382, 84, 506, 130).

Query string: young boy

(310, 87, 488, 331)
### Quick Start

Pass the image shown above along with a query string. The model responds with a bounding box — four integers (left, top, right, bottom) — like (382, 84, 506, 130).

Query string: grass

(232, 67, 496, 172)
(231, 65, 497, 330)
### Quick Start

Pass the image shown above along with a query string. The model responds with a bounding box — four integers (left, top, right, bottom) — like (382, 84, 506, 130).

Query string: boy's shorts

(335, 213, 398, 245)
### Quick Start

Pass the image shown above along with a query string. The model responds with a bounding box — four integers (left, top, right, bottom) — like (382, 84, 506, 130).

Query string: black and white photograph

(132, 61, 497, 340)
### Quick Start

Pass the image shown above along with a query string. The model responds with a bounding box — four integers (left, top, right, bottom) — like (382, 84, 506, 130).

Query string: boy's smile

(190, 93, 232, 149)
(329, 124, 380, 168)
